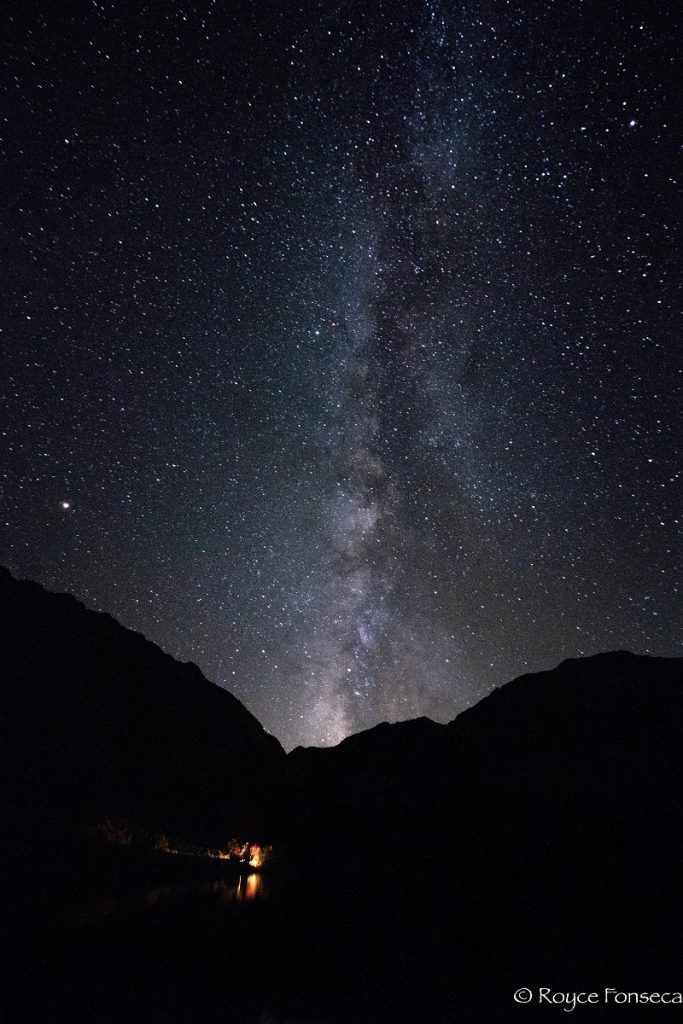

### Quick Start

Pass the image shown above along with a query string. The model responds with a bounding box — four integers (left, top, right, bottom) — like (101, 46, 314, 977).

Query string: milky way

(2, 1, 680, 748)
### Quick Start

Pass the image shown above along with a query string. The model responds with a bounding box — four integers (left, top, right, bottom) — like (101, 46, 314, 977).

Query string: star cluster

(2, 1, 680, 748)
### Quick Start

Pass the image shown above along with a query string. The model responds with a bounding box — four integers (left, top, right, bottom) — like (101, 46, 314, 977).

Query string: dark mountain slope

(288, 650, 683, 885)
(283, 652, 683, 1021)
(3, 565, 682, 1022)
(0, 566, 285, 849)
(443, 651, 683, 885)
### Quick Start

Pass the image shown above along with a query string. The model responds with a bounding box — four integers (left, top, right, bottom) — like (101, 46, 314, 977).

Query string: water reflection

(73, 873, 267, 923)
(146, 873, 266, 907)
(235, 872, 263, 902)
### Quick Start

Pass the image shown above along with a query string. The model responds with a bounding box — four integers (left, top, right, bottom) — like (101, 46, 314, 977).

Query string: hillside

(4, 567, 683, 1021)
(283, 651, 683, 1020)
(288, 650, 683, 886)
(1, 566, 285, 851)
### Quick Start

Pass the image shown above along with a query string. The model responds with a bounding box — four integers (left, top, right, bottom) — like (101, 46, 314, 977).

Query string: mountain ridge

(1, 565, 285, 848)
(4, 566, 683, 1023)
(289, 649, 681, 756)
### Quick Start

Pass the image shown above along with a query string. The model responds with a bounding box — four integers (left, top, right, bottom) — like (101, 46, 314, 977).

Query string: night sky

(2, 1, 680, 749)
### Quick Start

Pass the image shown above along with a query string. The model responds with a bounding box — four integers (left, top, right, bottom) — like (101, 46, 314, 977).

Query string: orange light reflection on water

(232, 873, 262, 902)
(245, 873, 261, 900)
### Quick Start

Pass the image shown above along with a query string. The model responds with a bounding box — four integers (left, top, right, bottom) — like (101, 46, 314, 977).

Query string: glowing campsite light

(248, 844, 264, 868)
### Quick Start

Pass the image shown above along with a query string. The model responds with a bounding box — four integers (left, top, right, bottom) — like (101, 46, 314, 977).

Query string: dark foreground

(7, 840, 682, 1024)
(3, 572, 682, 1022)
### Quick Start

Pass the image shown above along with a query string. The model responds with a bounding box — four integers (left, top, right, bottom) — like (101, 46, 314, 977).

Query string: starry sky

(2, 0, 681, 749)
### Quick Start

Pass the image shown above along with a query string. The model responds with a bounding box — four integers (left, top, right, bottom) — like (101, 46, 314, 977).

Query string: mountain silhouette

(287, 650, 683, 908)
(1, 566, 285, 852)
(288, 651, 683, 885)
(282, 650, 683, 1020)
(4, 566, 683, 1022)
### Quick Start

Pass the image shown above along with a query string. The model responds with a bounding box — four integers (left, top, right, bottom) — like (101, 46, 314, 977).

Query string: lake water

(10, 866, 463, 1023)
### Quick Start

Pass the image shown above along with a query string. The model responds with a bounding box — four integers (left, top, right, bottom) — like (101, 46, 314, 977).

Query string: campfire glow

(248, 844, 267, 868)
(215, 840, 272, 868)
(95, 822, 271, 868)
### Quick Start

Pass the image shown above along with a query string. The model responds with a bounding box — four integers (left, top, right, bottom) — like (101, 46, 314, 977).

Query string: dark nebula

(2, 1, 680, 747)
